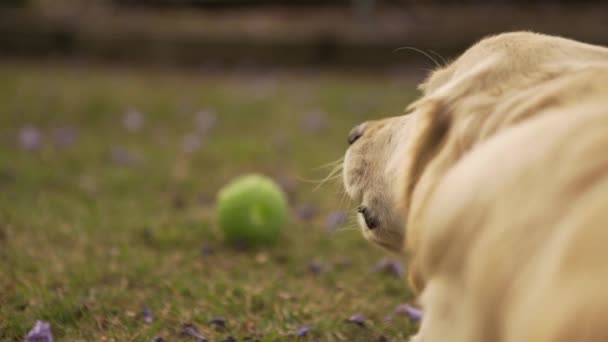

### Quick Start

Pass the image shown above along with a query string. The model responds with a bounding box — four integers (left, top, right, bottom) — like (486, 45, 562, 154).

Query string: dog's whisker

(312, 164, 344, 192)
(312, 157, 344, 170)
(428, 49, 448, 66)
(394, 46, 441, 68)
(296, 166, 341, 184)
(331, 225, 359, 234)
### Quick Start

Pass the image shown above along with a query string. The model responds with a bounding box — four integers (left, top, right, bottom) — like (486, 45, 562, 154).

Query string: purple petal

(308, 260, 326, 275)
(373, 258, 404, 278)
(200, 245, 215, 256)
(302, 110, 327, 135)
(25, 320, 53, 342)
(181, 133, 203, 154)
(346, 314, 366, 327)
(394, 303, 423, 322)
(142, 307, 153, 324)
(123, 109, 145, 132)
(208, 317, 227, 328)
(325, 211, 347, 231)
(296, 326, 313, 337)
(19, 126, 42, 151)
(195, 110, 217, 134)
(52, 126, 77, 147)
(294, 204, 318, 221)
(181, 323, 207, 341)
(109, 147, 142, 166)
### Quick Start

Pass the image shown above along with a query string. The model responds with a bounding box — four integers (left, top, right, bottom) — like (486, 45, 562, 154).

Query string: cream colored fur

(342, 31, 608, 341)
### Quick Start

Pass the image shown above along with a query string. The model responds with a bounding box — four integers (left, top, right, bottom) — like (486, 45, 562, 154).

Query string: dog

(342, 31, 608, 341)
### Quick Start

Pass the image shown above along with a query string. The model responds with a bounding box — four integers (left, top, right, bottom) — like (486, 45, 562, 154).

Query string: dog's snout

(348, 124, 365, 145)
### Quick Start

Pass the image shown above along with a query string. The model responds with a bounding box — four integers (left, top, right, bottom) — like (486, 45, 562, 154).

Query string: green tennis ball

(216, 174, 288, 246)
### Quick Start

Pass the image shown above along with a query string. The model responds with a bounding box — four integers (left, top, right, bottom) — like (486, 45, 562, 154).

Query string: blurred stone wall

(1, 0, 607, 68)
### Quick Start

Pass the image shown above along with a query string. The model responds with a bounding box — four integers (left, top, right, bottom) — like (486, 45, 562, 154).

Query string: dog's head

(342, 31, 608, 254)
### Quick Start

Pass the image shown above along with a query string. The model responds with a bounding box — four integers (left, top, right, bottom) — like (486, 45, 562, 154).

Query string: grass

(0, 62, 420, 341)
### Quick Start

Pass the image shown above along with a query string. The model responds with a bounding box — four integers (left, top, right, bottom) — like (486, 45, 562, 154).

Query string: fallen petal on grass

(142, 307, 153, 324)
(308, 260, 326, 275)
(109, 147, 142, 166)
(181, 323, 207, 341)
(200, 245, 215, 256)
(25, 320, 53, 342)
(394, 303, 423, 322)
(181, 133, 203, 154)
(302, 110, 328, 135)
(325, 211, 347, 231)
(19, 126, 42, 151)
(123, 109, 145, 132)
(346, 314, 366, 327)
(208, 317, 227, 328)
(294, 204, 319, 221)
(373, 258, 404, 278)
(195, 110, 217, 134)
(296, 326, 313, 337)
(52, 126, 77, 147)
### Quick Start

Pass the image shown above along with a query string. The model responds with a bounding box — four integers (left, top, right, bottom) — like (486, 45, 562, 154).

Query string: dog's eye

(357, 206, 379, 230)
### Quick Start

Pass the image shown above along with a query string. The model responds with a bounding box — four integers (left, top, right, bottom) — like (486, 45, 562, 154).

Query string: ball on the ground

(216, 174, 288, 246)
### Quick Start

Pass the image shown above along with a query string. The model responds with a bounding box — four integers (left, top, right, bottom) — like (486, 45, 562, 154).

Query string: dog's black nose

(348, 124, 364, 145)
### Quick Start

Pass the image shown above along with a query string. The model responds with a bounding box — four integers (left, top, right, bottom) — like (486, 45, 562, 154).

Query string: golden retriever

(342, 31, 608, 341)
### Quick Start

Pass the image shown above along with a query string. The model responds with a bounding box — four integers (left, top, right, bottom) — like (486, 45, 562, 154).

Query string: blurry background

(1, 1, 607, 341)
(2, 0, 607, 67)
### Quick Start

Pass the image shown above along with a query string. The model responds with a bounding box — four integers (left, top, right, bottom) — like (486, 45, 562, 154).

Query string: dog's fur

(342, 31, 608, 341)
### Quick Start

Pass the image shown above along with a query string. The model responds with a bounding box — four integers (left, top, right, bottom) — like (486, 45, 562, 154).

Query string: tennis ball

(216, 174, 288, 246)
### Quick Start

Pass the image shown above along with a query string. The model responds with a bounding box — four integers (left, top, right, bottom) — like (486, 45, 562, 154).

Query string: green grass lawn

(0, 62, 420, 341)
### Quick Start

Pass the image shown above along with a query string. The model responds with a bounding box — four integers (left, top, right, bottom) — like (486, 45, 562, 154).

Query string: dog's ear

(400, 55, 503, 292)
(399, 99, 452, 291)
(400, 53, 503, 220)
(401, 99, 452, 216)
